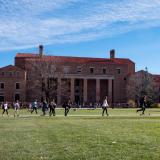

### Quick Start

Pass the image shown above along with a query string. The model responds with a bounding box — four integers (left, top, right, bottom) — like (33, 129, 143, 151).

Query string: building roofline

(15, 53, 135, 65)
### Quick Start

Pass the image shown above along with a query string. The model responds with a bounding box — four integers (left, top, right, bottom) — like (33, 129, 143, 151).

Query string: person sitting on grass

(2, 101, 9, 117)
(136, 95, 147, 115)
(102, 96, 109, 116)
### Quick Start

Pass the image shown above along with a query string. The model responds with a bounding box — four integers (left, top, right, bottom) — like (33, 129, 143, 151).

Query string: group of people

(1, 100, 20, 117)
(1, 95, 148, 117)
(30, 99, 57, 116)
(1, 98, 72, 117)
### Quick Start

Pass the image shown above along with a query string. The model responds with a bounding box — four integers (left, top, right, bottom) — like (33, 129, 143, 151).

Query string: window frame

(116, 68, 121, 74)
(15, 82, 20, 90)
(90, 67, 94, 74)
(0, 82, 5, 89)
(102, 68, 106, 74)
(77, 66, 82, 73)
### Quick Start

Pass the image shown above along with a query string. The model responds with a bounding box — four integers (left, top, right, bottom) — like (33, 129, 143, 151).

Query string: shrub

(150, 103, 160, 108)
(127, 99, 136, 108)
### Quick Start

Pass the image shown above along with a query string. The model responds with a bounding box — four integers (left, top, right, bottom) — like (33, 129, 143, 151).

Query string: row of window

(0, 71, 20, 77)
(64, 66, 121, 74)
(0, 93, 20, 102)
(0, 82, 20, 90)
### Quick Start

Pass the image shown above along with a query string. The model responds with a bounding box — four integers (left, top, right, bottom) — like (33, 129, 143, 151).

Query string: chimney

(110, 49, 115, 59)
(39, 45, 44, 57)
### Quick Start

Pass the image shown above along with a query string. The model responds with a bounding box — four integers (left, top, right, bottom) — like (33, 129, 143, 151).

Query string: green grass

(0, 108, 160, 160)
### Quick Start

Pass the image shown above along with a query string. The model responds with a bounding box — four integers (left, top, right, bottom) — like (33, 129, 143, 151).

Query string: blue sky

(0, 0, 160, 74)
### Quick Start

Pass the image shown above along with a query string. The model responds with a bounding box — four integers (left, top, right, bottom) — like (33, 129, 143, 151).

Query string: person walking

(14, 100, 20, 117)
(136, 95, 147, 115)
(31, 100, 38, 114)
(42, 100, 48, 116)
(102, 96, 109, 116)
(49, 99, 56, 116)
(63, 98, 72, 116)
(2, 101, 9, 117)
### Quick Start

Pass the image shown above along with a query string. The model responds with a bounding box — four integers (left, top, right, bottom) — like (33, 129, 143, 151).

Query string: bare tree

(127, 68, 159, 105)
(25, 57, 60, 102)
(25, 57, 73, 105)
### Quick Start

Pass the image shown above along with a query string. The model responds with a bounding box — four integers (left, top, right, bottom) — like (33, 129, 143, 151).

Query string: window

(90, 67, 94, 74)
(1, 72, 5, 76)
(15, 93, 20, 101)
(77, 66, 82, 73)
(0, 83, 4, 89)
(0, 93, 4, 102)
(103, 68, 106, 74)
(16, 83, 20, 89)
(75, 79, 80, 86)
(63, 66, 70, 74)
(16, 72, 20, 77)
(116, 68, 121, 74)
(9, 72, 13, 76)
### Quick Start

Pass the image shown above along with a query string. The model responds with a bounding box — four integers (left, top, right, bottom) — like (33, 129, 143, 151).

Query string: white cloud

(0, 0, 160, 51)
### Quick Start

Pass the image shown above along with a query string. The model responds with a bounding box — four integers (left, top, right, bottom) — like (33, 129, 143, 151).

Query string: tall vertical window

(16, 83, 20, 89)
(16, 72, 20, 77)
(0, 83, 4, 89)
(90, 67, 94, 74)
(15, 93, 20, 101)
(116, 68, 121, 74)
(0, 93, 4, 102)
(103, 68, 106, 74)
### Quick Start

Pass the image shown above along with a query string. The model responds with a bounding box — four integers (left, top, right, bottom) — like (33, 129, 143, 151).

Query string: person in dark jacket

(49, 99, 56, 116)
(31, 100, 38, 114)
(136, 95, 147, 115)
(63, 98, 72, 116)
(42, 100, 48, 116)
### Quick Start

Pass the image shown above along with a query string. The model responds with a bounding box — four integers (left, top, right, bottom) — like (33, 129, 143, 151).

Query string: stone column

(83, 79, 88, 103)
(108, 79, 112, 104)
(57, 78, 61, 105)
(70, 78, 75, 103)
(96, 79, 100, 102)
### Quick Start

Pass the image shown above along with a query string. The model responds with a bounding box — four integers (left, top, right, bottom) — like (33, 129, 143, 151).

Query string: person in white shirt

(2, 101, 9, 116)
(14, 100, 20, 117)
(102, 96, 109, 116)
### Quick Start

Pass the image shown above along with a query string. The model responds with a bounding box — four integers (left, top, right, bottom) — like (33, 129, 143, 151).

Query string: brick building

(1, 46, 159, 105)
(13, 46, 135, 105)
(0, 65, 26, 102)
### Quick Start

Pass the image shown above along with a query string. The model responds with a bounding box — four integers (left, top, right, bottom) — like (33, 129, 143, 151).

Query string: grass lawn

(0, 108, 160, 160)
